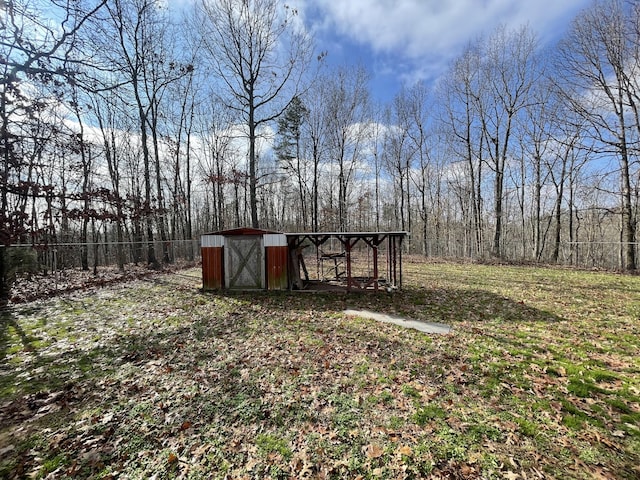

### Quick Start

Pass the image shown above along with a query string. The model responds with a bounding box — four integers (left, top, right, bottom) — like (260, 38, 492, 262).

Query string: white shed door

(225, 236, 264, 289)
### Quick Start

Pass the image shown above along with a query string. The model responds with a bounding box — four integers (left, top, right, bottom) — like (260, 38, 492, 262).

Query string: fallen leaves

(396, 445, 412, 457)
(8, 263, 181, 304)
(364, 443, 384, 459)
(1, 264, 639, 479)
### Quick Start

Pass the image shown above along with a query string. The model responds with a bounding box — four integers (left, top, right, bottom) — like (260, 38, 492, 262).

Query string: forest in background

(2, 0, 639, 302)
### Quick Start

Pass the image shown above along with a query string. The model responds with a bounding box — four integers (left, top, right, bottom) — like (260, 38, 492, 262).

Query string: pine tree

(275, 96, 309, 229)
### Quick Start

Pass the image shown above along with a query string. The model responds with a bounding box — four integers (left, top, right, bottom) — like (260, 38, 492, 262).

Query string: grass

(0, 260, 639, 479)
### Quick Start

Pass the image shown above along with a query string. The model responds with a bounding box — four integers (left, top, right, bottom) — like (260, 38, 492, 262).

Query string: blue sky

(293, 0, 593, 102)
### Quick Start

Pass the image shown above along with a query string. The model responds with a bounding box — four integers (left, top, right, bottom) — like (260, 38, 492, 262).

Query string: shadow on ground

(2, 271, 637, 479)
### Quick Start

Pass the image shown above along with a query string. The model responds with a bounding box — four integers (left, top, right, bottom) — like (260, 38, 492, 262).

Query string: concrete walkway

(343, 309, 451, 334)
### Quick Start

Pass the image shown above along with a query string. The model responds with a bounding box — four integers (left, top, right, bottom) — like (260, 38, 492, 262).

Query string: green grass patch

(0, 263, 639, 479)
(412, 404, 446, 426)
(255, 433, 293, 461)
(567, 377, 607, 397)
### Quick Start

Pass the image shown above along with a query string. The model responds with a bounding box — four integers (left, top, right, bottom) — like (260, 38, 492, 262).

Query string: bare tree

(142, 29, 193, 264)
(103, 0, 161, 267)
(439, 43, 486, 257)
(400, 82, 437, 256)
(383, 94, 413, 235)
(197, 0, 313, 228)
(0, 0, 107, 303)
(195, 97, 238, 231)
(482, 25, 540, 258)
(90, 89, 129, 271)
(556, 0, 638, 271)
(69, 89, 94, 271)
(301, 75, 330, 232)
(516, 74, 558, 261)
(96, 0, 190, 266)
(323, 65, 371, 232)
(166, 63, 198, 258)
(368, 104, 386, 233)
(549, 110, 589, 264)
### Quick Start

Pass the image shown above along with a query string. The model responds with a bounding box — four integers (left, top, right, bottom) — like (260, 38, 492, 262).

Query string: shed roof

(202, 227, 282, 236)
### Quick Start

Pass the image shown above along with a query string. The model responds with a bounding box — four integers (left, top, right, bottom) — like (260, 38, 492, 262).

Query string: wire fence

(4, 239, 201, 276)
(2, 238, 638, 285)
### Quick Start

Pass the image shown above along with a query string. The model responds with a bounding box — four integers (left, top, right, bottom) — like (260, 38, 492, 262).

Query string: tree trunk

(185, 118, 194, 260)
(620, 152, 637, 270)
(0, 249, 7, 307)
(552, 152, 568, 263)
(313, 141, 319, 232)
(492, 168, 504, 258)
(249, 94, 259, 228)
(135, 93, 158, 268)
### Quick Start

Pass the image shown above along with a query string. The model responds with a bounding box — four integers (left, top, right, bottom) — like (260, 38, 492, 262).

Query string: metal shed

(201, 228, 288, 291)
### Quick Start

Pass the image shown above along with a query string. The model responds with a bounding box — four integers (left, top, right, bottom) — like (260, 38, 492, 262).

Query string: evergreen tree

(275, 96, 310, 229)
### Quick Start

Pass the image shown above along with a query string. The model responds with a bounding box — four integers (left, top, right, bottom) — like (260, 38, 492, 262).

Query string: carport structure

(286, 231, 407, 292)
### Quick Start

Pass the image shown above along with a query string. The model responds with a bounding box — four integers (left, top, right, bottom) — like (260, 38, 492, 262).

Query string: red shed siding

(264, 234, 288, 290)
(201, 235, 224, 290)
(202, 246, 223, 290)
(266, 246, 288, 290)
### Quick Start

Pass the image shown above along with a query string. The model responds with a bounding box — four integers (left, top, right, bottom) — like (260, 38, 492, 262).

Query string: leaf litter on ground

(0, 260, 639, 479)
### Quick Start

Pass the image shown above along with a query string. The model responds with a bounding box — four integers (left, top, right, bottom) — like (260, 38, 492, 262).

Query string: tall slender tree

(197, 0, 313, 228)
(275, 96, 309, 229)
(323, 65, 371, 232)
(556, 0, 638, 271)
(439, 43, 486, 257)
(482, 25, 540, 258)
(301, 76, 330, 233)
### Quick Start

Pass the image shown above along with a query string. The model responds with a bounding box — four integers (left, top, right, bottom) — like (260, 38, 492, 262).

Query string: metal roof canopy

(286, 231, 408, 292)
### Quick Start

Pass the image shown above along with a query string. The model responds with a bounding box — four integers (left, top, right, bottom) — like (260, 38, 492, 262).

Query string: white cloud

(307, 0, 590, 82)
(315, 0, 588, 55)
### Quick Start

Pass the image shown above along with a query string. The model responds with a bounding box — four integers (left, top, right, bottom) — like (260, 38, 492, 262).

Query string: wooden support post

(345, 237, 352, 292)
(372, 235, 379, 291)
(391, 236, 397, 287)
(398, 235, 403, 289)
(386, 236, 391, 284)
